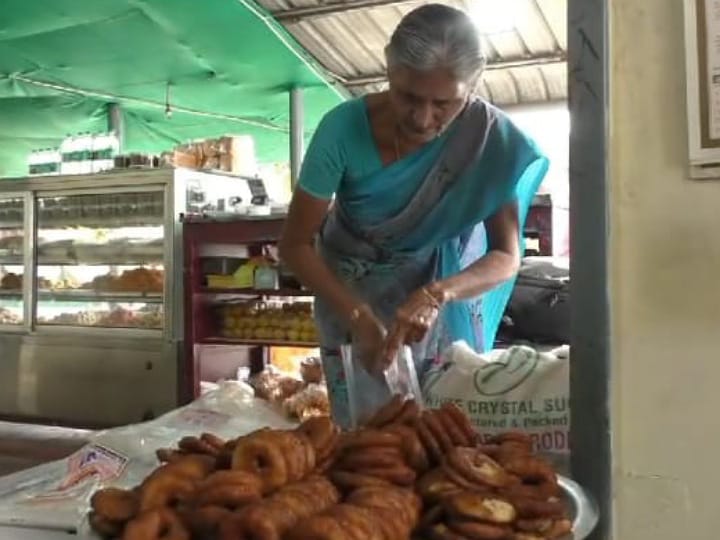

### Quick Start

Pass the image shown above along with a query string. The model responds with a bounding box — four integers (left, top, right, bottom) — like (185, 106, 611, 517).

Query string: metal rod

(273, 0, 419, 21)
(107, 103, 125, 153)
(289, 87, 305, 188)
(235, 0, 349, 100)
(10, 74, 288, 132)
(341, 53, 567, 87)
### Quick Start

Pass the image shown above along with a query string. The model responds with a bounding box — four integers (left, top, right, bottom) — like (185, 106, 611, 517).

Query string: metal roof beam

(340, 53, 567, 86)
(272, 0, 419, 21)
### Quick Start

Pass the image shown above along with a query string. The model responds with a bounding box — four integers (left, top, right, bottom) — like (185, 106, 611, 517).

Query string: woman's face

(387, 65, 471, 144)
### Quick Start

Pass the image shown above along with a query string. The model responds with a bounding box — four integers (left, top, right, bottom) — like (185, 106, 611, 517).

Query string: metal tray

(560, 474, 600, 539)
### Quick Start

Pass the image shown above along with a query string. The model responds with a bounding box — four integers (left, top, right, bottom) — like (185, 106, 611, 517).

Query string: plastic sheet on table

(0, 381, 294, 534)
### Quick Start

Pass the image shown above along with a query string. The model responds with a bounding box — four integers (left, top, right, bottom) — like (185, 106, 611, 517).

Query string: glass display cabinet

(0, 168, 256, 426)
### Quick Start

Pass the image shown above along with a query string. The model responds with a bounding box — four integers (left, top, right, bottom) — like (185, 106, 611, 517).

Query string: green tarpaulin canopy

(0, 0, 346, 178)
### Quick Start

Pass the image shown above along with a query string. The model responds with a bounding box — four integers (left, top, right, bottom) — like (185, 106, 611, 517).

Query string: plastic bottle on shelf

(104, 132, 119, 171)
(27, 149, 40, 176)
(90, 133, 101, 173)
(79, 132, 94, 174)
(46, 147, 61, 175)
(60, 135, 74, 175)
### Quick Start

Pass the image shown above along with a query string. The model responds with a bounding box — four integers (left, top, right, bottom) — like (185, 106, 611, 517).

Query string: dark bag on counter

(504, 258, 570, 343)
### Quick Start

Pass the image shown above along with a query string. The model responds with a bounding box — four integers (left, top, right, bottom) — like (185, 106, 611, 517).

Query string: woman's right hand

(350, 305, 388, 376)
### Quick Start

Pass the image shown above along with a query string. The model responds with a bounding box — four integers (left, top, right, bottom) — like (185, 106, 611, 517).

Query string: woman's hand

(350, 305, 388, 376)
(382, 285, 447, 367)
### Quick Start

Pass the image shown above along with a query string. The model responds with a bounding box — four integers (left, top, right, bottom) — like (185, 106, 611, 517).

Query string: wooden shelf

(199, 287, 311, 297)
(201, 336, 318, 348)
(0, 289, 163, 303)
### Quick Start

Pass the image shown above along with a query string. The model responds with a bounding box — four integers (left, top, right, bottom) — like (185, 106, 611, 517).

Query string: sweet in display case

(0, 168, 257, 426)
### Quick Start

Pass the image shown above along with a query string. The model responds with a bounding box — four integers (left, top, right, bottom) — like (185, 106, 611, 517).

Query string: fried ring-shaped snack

(286, 514, 348, 540)
(216, 447, 234, 470)
(183, 505, 233, 537)
(515, 518, 554, 533)
(316, 455, 336, 474)
(295, 432, 318, 474)
(330, 470, 393, 491)
(155, 448, 186, 464)
(275, 431, 306, 482)
(442, 402, 478, 444)
(487, 431, 534, 450)
(512, 534, 545, 540)
(414, 416, 444, 464)
(217, 509, 278, 540)
(392, 398, 421, 426)
(477, 444, 529, 465)
(423, 410, 454, 452)
(437, 407, 472, 447)
(441, 458, 493, 492)
(157, 454, 215, 482)
(341, 429, 402, 450)
(365, 505, 406, 540)
(264, 499, 300, 532)
(178, 436, 219, 456)
(232, 431, 288, 494)
(91, 487, 139, 522)
(195, 483, 262, 509)
(447, 447, 510, 488)
(88, 511, 124, 538)
(139, 474, 196, 512)
(504, 481, 560, 501)
(271, 491, 316, 522)
(347, 486, 419, 530)
(234, 503, 285, 540)
(316, 429, 340, 463)
(447, 520, 513, 540)
(502, 494, 565, 519)
(199, 470, 262, 491)
(200, 432, 226, 450)
(427, 522, 472, 540)
(284, 477, 333, 504)
(121, 508, 189, 540)
(354, 464, 416, 486)
(296, 416, 337, 453)
(416, 468, 464, 503)
(384, 423, 430, 472)
(330, 504, 383, 540)
(545, 519, 572, 539)
(337, 446, 404, 470)
(443, 492, 517, 524)
(418, 504, 445, 532)
(366, 394, 406, 427)
(501, 457, 557, 486)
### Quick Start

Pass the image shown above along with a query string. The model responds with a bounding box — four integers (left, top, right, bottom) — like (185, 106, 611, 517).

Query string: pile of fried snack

(88, 396, 572, 540)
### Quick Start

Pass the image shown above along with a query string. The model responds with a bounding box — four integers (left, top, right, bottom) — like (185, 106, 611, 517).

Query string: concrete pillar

(289, 88, 304, 188)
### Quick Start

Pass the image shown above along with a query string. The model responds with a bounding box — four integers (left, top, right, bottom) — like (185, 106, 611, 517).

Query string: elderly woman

(279, 4, 548, 427)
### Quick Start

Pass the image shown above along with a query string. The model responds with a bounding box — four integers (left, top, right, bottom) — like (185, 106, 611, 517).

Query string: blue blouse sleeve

(297, 102, 352, 200)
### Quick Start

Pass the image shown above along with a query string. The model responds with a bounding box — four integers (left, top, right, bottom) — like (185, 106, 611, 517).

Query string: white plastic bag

(341, 344, 423, 429)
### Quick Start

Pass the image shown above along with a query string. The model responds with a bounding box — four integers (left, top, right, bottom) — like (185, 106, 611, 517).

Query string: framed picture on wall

(684, 0, 720, 178)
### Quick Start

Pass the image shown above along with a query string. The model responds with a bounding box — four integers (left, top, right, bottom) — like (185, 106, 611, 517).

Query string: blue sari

(301, 98, 548, 427)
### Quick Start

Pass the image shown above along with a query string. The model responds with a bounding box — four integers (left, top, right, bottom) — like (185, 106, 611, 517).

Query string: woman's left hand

(382, 285, 445, 367)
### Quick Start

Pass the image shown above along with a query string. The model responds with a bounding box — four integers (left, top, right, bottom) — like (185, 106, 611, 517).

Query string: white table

(0, 527, 85, 539)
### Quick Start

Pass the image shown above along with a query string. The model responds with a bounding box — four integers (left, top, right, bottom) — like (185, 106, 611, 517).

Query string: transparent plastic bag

(341, 344, 423, 429)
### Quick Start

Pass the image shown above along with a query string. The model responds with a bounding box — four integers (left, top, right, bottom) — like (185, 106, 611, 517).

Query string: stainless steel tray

(560, 475, 600, 539)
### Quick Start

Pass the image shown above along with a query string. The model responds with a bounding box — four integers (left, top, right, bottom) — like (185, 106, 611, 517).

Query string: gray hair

(385, 4, 486, 84)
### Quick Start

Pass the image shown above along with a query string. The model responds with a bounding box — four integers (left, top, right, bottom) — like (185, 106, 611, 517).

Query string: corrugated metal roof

(257, 0, 567, 106)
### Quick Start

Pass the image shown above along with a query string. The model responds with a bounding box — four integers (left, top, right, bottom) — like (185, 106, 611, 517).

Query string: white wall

(610, 1, 720, 538)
